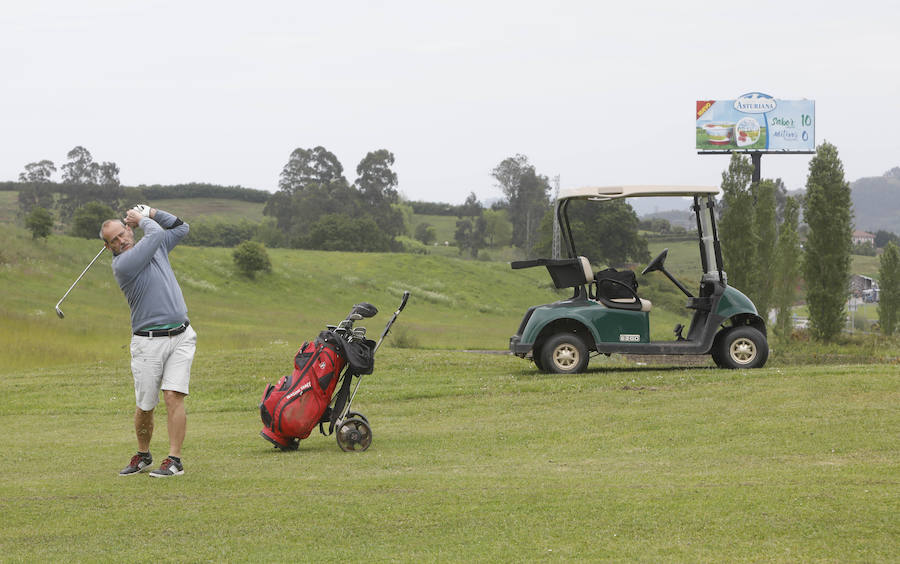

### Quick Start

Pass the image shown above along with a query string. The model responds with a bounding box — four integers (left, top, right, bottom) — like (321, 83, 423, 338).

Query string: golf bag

(259, 292, 409, 452)
(259, 331, 349, 449)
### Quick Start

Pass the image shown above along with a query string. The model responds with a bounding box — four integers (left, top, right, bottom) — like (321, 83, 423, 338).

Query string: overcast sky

(2, 1, 898, 211)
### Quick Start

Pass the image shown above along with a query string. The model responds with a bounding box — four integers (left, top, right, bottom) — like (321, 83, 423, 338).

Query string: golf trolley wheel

(346, 411, 369, 425)
(336, 417, 372, 452)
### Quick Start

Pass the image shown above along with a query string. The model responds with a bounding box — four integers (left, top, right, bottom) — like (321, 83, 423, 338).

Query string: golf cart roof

(558, 185, 719, 201)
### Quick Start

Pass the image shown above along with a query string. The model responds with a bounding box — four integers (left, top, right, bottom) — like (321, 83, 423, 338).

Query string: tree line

(717, 143, 900, 341)
(12, 143, 900, 339)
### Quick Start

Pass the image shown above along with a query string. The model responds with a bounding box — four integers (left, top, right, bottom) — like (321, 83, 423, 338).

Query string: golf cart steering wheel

(642, 248, 669, 276)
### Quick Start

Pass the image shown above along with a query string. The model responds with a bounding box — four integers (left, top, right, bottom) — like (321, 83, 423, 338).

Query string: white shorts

(130, 325, 197, 411)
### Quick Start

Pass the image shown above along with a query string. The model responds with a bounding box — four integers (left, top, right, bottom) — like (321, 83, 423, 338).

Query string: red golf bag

(259, 331, 346, 450)
(259, 293, 408, 452)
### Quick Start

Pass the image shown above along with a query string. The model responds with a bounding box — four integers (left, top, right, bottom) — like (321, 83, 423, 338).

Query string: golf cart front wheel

(541, 333, 589, 374)
(714, 326, 768, 369)
(336, 417, 372, 452)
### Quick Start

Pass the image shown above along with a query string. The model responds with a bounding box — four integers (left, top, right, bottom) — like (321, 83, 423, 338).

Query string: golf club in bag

(259, 291, 410, 452)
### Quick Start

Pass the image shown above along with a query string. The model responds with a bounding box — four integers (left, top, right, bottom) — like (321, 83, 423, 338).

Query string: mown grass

(0, 348, 897, 561)
(148, 197, 266, 223)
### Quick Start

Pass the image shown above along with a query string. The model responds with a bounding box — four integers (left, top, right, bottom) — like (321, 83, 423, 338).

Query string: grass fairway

(2, 225, 899, 561)
(1, 350, 897, 561)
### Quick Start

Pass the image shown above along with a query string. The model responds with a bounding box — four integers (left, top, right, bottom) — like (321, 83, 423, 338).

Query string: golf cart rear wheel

(714, 326, 768, 369)
(532, 351, 546, 372)
(336, 417, 372, 452)
(541, 333, 589, 374)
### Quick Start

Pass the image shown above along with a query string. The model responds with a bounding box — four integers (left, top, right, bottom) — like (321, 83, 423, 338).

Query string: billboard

(696, 92, 815, 153)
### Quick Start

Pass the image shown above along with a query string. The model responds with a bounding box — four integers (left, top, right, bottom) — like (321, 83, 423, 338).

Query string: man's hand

(132, 204, 152, 218)
(125, 208, 143, 227)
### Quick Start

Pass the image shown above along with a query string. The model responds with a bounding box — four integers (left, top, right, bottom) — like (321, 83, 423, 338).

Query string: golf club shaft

(55, 246, 107, 313)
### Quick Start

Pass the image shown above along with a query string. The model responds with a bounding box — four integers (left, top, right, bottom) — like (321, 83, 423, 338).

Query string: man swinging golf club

(100, 205, 195, 477)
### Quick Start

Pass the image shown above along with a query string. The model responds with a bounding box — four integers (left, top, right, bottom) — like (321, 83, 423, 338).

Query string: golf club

(55, 246, 107, 319)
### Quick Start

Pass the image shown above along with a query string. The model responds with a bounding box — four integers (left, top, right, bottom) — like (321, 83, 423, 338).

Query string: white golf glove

(132, 204, 151, 218)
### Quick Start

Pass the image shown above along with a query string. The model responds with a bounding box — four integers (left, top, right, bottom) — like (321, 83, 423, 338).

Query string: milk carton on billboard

(696, 93, 815, 153)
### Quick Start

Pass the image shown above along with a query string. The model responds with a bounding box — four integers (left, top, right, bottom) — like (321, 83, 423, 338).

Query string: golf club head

(351, 302, 378, 319)
(55, 306, 65, 319)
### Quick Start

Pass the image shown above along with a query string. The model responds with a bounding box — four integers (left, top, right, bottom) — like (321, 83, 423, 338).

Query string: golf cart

(509, 185, 768, 373)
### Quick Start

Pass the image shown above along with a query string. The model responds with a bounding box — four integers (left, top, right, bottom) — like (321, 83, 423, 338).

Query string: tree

(61, 146, 99, 184)
(278, 146, 345, 194)
(533, 198, 649, 266)
(355, 149, 398, 205)
(752, 179, 777, 318)
(414, 222, 437, 245)
(264, 147, 407, 252)
(98, 161, 121, 187)
(877, 242, 900, 335)
(70, 202, 115, 239)
(354, 150, 404, 238)
(492, 154, 551, 254)
(25, 206, 53, 239)
(482, 209, 512, 248)
(803, 142, 853, 342)
(233, 240, 272, 278)
(874, 230, 899, 249)
(302, 213, 391, 252)
(455, 216, 488, 258)
(57, 147, 121, 219)
(773, 196, 802, 338)
(19, 160, 56, 183)
(454, 192, 487, 257)
(718, 152, 757, 292)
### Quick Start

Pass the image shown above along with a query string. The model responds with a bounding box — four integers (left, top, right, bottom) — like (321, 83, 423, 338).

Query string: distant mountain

(851, 168, 900, 233)
(636, 167, 900, 235)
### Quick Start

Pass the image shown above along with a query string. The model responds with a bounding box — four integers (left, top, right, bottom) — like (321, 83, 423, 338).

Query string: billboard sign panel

(696, 92, 815, 153)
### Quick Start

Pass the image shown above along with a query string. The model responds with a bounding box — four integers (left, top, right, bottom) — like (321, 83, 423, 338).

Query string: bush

(25, 206, 53, 239)
(70, 202, 115, 239)
(395, 236, 429, 255)
(414, 222, 437, 245)
(232, 240, 271, 278)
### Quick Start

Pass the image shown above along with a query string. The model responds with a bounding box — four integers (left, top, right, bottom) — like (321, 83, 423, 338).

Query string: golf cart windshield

(555, 185, 724, 282)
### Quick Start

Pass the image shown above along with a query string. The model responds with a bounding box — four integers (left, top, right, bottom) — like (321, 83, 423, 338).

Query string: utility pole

(552, 175, 561, 259)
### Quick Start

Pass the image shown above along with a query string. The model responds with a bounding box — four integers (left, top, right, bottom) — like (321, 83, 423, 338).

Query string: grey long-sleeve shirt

(111, 210, 190, 332)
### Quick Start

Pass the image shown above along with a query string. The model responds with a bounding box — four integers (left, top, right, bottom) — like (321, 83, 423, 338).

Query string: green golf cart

(509, 185, 768, 373)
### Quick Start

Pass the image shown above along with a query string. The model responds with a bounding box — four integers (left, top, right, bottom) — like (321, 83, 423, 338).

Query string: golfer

(100, 205, 196, 477)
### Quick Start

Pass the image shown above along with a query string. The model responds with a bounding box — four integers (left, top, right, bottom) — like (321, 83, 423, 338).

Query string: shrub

(395, 236, 429, 255)
(70, 202, 115, 239)
(232, 240, 271, 278)
(25, 206, 53, 239)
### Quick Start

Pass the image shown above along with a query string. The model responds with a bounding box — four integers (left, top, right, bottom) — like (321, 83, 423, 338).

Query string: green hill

(0, 224, 553, 371)
(1, 224, 705, 372)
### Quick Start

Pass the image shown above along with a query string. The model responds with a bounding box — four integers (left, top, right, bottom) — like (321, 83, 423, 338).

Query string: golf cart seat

(510, 256, 593, 289)
(594, 268, 651, 312)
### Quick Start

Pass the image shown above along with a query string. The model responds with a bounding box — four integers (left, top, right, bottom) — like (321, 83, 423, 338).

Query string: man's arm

(151, 209, 190, 252)
(112, 216, 166, 283)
